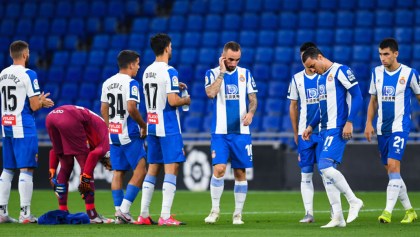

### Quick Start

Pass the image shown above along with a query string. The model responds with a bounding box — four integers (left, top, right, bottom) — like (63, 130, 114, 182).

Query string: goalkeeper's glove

(51, 177, 67, 199)
(78, 173, 94, 199)
(49, 169, 56, 188)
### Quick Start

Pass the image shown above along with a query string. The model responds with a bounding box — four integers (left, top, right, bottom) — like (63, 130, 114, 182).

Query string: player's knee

(301, 166, 313, 173)
(213, 165, 226, 177)
(318, 158, 335, 171)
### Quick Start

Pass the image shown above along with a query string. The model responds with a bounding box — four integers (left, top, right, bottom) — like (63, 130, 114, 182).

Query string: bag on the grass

(38, 210, 90, 225)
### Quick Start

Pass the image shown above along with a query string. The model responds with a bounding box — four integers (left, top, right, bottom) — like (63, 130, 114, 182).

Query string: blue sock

(124, 184, 140, 203)
(112, 189, 124, 207)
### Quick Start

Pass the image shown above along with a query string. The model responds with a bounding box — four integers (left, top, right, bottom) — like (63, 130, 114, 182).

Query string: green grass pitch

(2, 190, 420, 237)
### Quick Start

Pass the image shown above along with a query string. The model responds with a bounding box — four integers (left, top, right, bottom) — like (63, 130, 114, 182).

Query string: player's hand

(183, 95, 191, 106)
(294, 133, 298, 145)
(78, 173, 93, 199)
(100, 151, 112, 171)
(140, 127, 147, 138)
(179, 82, 188, 90)
(219, 56, 226, 73)
(39, 92, 54, 108)
(342, 121, 353, 140)
(364, 122, 375, 142)
(49, 168, 56, 187)
(51, 178, 66, 199)
(302, 126, 313, 141)
(242, 112, 253, 126)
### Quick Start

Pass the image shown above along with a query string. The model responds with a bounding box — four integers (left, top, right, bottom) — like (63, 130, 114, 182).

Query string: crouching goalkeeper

(46, 105, 113, 224)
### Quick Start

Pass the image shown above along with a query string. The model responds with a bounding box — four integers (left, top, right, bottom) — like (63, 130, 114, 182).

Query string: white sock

(301, 172, 314, 216)
(321, 167, 357, 204)
(0, 170, 14, 216)
(115, 206, 120, 211)
(234, 180, 248, 216)
(120, 200, 132, 213)
(18, 172, 33, 217)
(385, 178, 402, 213)
(398, 178, 412, 210)
(140, 181, 155, 218)
(322, 174, 342, 219)
(210, 175, 224, 213)
(161, 174, 177, 220)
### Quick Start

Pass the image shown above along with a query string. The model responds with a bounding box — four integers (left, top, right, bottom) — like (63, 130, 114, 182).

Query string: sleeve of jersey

(410, 69, 420, 95)
(246, 69, 258, 93)
(287, 77, 299, 100)
(368, 70, 377, 95)
(347, 85, 363, 123)
(337, 66, 358, 89)
(167, 68, 180, 93)
(100, 83, 108, 103)
(127, 80, 140, 102)
(49, 149, 59, 170)
(204, 70, 215, 88)
(83, 148, 104, 177)
(25, 69, 41, 97)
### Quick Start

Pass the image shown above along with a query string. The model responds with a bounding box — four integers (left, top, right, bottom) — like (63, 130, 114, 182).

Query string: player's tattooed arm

(205, 72, 224, 98)
(248, 93, 257, 115)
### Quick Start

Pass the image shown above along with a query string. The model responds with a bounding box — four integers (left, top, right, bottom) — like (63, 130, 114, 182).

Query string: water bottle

(181, 89, 189, 111)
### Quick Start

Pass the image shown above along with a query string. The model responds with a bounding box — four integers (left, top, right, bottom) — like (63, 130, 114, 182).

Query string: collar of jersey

(384, 64, 402, 76)
(224, 67, 238, 75)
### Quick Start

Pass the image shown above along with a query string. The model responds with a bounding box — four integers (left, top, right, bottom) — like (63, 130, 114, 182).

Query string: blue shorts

(110, 137, 146, 171)
(319, 128, 347, 164)
(297, 134, 322, 168)
(377, 132, 408, 165)
(2, 136, 38, 169)
(211, 134, 253, 169)
(147, 134, 186, 164)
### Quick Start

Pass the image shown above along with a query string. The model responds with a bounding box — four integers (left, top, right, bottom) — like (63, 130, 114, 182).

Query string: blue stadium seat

(296, 29, 315, 45)
(209, 0, 224, 13)
(316, 29, 334, 45)
(239, 31, 257, 47)
(264, 98, 284, 115)
(33, 19, 49, 35)
(88, 50, 105, 66)
(301, 0, 317, 10)
(70, 51, 87, 66)
(132, 18, 149, 34)
(183, 116, 202, 133)
(47, 36, 61, 50)
(258, 31, 276, 47)
(356, 11, 374, 27)
(253, 64, 270, 81)
(198, 48, 216, 65)
(84, 67, 102, 83)
(61, 83, 79, 100)
(104, 17, 118, 34)
(29, 36, 45, 52)
(320, 0, 337, 10)
(51, 18, 67, 36)
(255, 47, 273, 63)
(102, 66, 116, 81)
(168, 32, 182, 48)
(279, 12, 298, 29)
(56, 1, 72, 17)
(242, 13, 259, 30)
(260, 13, 278, 30)
(374, 28, 393, 42)
(6, 3, 20, 18)
(92, 100, 102, 114)
(376, 10, 393, 27)
(172, 1, 189, 15)
(68, 18, 85, 36)
(398, 44, 411, 63)
(271, 64, 290, 82)
(256, 82, 267, 98)
(180, 48, 197, 65)
(249, 115, 261, 133)
(22, 2, 37, 18)
(396, 10, 414, 26)
(66, 66, 83, 82)
(90, 1, 107, 17)
(205, 14, 222, 31)
(220, 31, 238, 45)
(395, 28, 413, 44)
(169, 16, 185, 32)
(190, 0, 207, 14)
(110, 35, 128, 49)
(245, 0, 262, 12)
(416, 10, 420, 25)
(335, 29, 353, 44)
(187, 15, 203, 31)
(127, 34, 146, 50)
(1, 20, 15, 36)
(376, 0, 395, 9)
(226, 0, 244, 13)
(274, 47, 293, 64)
(79, 83, 97, 100)
(52, 52, 69, 66)
(73, 1, 89, 17)
(86, 18, 101, 34)
(353, 45, 371, 62)
(92, 35, 110, 50)
(277, 30, 295, 46)
(414, 45, 420, 60)
(63, 35, 79, 50)
(183, 32, 201, 48)
(195, 64, 209, 82)
(333, 46, 352, 63)
(16, 19, 32, 36)
(282, 0, 300, 11)
(43, 83, 60, 101)
(240, 47, 255, 65)
(143, 49, 156, 65)
(108, 0, 124, 18)
(48, 67, 65, 83)
(223, 14, 241, 31)
(299, 12, 316, 29)
(354, 28, 373, 44)
(150, 17, 168, 33)
(39, 2, 54, 18)
(337, 11, 354, 28)
(281, 115, 293, 132)
(56, 99, 74, 107)
(202, 32, 219, 47)
(75, 99, 92, 110)
(268, 82, 289, 98)
(188, 99, 205, 116)
(318, 11, 335, 28)
(261, 115, 281, 132)
(397, 0, 414, 8)
(191, 82, 206, 99)
(177, 65, 194, 85)
(358, 0, 375, 9)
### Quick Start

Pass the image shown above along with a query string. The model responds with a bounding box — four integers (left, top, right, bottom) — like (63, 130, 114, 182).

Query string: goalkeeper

(46, 105, 112, 224)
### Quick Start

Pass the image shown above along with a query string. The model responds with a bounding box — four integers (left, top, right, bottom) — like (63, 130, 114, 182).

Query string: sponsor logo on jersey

(33, 79, 40, 90)
(399, 77, 406, 84)
(172, 76, 179, 87)
(305, 88, 319, 104)
(147, 113, 159, 124)
(109, 122, 123, 134)
(225, 84, 239, 100)
(2, 114, 16, 126)
(382, 86, 396, 102)
(318, 84, 327, 101)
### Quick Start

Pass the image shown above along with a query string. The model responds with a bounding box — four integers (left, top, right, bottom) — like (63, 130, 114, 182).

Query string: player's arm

(101, 102, 110, 127)
(127, 100, 147, 129)
(29, 92, 54, 111)
(206, 56, 227, 98)
(243, 93, 257, 126)
(49, 149, 59, 180)
(289, 99, 299, 144)
(167, 93, 191, 107)
(364, 95, 378, 142)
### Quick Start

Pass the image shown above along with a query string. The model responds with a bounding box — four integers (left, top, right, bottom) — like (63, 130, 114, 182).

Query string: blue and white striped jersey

(288, 70, 320, 135)
(0, 65, 40, 138)
(369, 64, 420, 135)
(205, 66, 258, 134)
(101, 73, 141, 145)
(318, 63, 358, 130)
(142, 62, 182, 137)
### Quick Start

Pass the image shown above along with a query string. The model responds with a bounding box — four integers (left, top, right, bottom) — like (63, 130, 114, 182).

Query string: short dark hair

(379, 38, 398, 52)
(223, 41, 241, 52)
(117, 50, 140, 69)
(301, 47, 324, 63)
(150, 33, 171, 56)
(300, 42, 317, 53)
(10, 40, 29, 59)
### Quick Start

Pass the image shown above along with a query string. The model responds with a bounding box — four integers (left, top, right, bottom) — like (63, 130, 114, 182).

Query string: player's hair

(300, 42, 317, 53)
(117, 50, 140, 69)
(379, 38, 399, 52)
(10, 40, 29, 59)
(150, 33, 171, 56)
(223, 41, 241, 52)
(301, 47, 324, 63)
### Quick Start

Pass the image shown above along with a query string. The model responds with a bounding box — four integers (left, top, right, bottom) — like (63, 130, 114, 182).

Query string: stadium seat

(253, 64, 270, 81)
(226, 0, 244, 13)
(376, 0, 394, 9)
(301, 0, 317, 10)
(22, 2, 37, 18)
(195, 64, 209, 82)
(104, 17, 118, 34)
(79, 83, 97, 100)
(84, 67, 102, 83)
(261, 115, 281, 132)
(415, 28, 420, 43)
(281, 115, 294, 132)
(88, 50, 105, 66)
(56, 1, 72, 17)
(169, 16, 185, 32)
(16, 19, 32, 36)
(92, 100, 102, 114)
(337, 11, 354, 28)
(65, 66, 83, 83)
(358, 0, 375, 9)
(353, 46, 371, 62)
(398, 44, 412, 63)
(205, 14, 222, 31)
(191, 82, 206, 99)
(48, 67, 65, 83)
(198, 48, 216, 65)
(416, 10, 420, 25)
(39, 2, 54, 18)
(110, 35, 128, 49)
(277, 30, 295, 46)
(177, 65, 194, 85)
(107, 0, 125, 18)
(61, 83, 79, 100)
(239, 31, 257, 47)
(282, 0, 300, 11)
(183, 32, 201, 48)
(220, 31, 238, 45)
(318, 11, 335, 28)
(356, 11, 374, 27)
(29, 36, 45, 52)
(333, 46, 352, 63)
(188, 99, 205, 116)
(271, 64, 290, 82)
(43, 83, 60, 101)
(374, 28, 393, 42)
(279, 12, 298, 29)
(186, 15, 203, 31)
(68, 18, 85, 36)
(183, 116, 202, 133)
(47, 36, 61, 50)
(260, 13, 278, 30)
(171, 1, 188, 15)
(150, 17, 168, 33)
(73, 1, 89, 17)
(268, 82, 289, 99)
(86, 18, 101, 34)
(413, 45, 420, 61)
(6, 3, 21, 19)
(105, 49, 120, 66)
(240, 47, 255, 65)
(376, 11, 393, 27)
(143, 49, 156, 65)
(395, 28, 413, 44)
(316, 29, 335, 45)
(397, 0, 414, 8)
(245, 0, 262, 12)
(180, 48, 197, 65)
(168, 32, 182, 49)
(52, 51, 69, 66)
(51, 18, 67, 36)
(296, 29, 315, 45)
(1, 20, 15, 36)
(127, 34, 146, 50)
(56, 99, 74, 107)
(255, 48, 273, 64)
(202, 32, 219, 47)
(299, 12, 316, 29)
(242, 13, 259, 30)
(222, 14, 241, 31)
(90, 1, 107, 17)
(70, 51, 87, 66)
(75, 99, 92, 110)
(274, 47, 293, 64)
(102, 66, 116, 81)
(92, 35, 110, 50)
(258, 31, 276, 47)
(209, 0, 224, 13)
(63, 35, 79, 50)
(249, 115, 261, 133)
(132, 18, 149, 34)
(354, 28, 373, 44)
(335, 29, 353, 44)
(33, 19, 49, 36)
(320, 0, 337, 10)
(190, 0, 207, 14)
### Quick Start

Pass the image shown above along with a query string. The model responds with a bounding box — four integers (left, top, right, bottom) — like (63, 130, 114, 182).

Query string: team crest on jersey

(225, 84, 239, 100)
(327, 74, 333, 81)
(172, 76, 179, 86)
(239, 74, 245, 82)
(33, 79, 40, 90)
(399, 77, 406, 84)
(131, 86, 138, 96)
